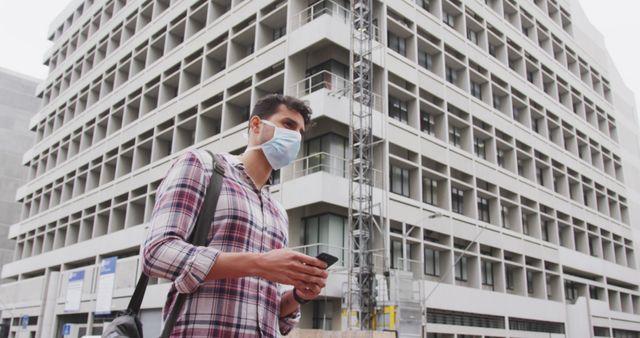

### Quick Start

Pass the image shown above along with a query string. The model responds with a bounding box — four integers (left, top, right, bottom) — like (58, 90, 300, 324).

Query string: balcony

(289, 71, 383, 113)
(282, 151, 384, 189)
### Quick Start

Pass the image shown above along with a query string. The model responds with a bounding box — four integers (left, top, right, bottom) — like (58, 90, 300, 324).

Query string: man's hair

(250, 94, 312, 127)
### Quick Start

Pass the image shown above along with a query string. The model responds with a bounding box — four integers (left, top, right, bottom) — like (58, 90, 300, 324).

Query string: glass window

(388, 31, 406, 56)
(451, 187, 464, 214)
(424, 247, 440, 276)
(443, 12, 455, 28)
(506, 266, 515, 290)
(470, 81, 482, 99)
(474, 137, 486, 159)
(449, 126, 461, 147)
(423, 177, 438, 205)
(478, 197, 490, 222)
(445, 66, 457, 83)
(527, 270, 534, 294)
(481, 260, 494, 287)
(312, 301, 333, 329)
(390, 165, 410, 197)
(421, 110, 435, 135)
(418, 51, 433, 71)
(389, 96, 409, 123)
(304, 133, 348, 175)
(391, 239, 403, 269)
(455, 254, 467, 281)
(303, 214, 346, 262)
(522, 212, 529, 235)
(467, 29, 478, 44)
(501, 205, 510, 228)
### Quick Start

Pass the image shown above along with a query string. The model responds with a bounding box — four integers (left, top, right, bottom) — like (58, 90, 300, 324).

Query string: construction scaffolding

(347, 0, 378, 332)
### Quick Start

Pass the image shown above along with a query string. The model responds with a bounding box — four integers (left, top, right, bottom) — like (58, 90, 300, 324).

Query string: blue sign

(69, 270, 85, 282)
(62, 323, 71, 336)
(20, 315, 28, 329)
(100, 256, 117, 275)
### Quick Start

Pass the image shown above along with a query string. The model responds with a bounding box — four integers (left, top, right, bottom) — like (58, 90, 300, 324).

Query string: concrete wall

(0, 67, 40, 275)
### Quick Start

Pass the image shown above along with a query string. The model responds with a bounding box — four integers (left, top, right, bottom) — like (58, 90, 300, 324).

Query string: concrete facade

(0, 68, 40, 271)
(2, 0, 640, 337)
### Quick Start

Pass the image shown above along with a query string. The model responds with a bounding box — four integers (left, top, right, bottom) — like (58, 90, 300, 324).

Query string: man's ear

(248, 115, 261, 135)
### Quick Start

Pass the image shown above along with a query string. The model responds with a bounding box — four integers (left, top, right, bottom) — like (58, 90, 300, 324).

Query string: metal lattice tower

(347, 0, 376, 331)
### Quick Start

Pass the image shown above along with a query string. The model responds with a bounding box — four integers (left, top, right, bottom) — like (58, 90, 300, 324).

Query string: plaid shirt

(143, 149, 300, 337)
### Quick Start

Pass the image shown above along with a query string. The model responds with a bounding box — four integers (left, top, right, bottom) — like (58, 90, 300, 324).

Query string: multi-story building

(2, 0, 640, 337)
(0, 68, 40, 270)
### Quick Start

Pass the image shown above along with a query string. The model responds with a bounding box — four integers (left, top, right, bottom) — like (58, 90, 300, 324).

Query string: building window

(443, 12, 455, 28)
(304, 133, 348, 175)
(497, 149, 505, 168)
(474, 137, 486, 159)
(390, 165, 410, 197)
(589, 285, 600, 300)
(449, 126, 461, 147)
(527, 71, 535, 83)
(505, 266, 515, 290)
(455, 254, 467, 281)
(470, 81, 482, 99)
(565, 281, 578, 302)
(272, 25, 286, 40)
(501, 205, 510, 229)
(303, 214, 346, 262)
(423, 177, 438, 205)
(541, 220, 550, 242)
(526, 270, 534, 294)
(418, 51, 433, 71)
(536, 167, 544, 186)
(451, 187, 464, 214)
(312, 301, 333, 329)
(478, 197, 490, 223)
(481, 260, 494, 288)
(522, 212, 529, 235)
(488, 43, 497, 57)
(389, 96, 409, 123)
(391, 239, 403, 269)
(388, 31, 406, 56)
(416, 0, 430, 11)
(421, 110, 435, 135)
(532, 117, 540, 133)
(445, 66, 457, 84)
(467, 29, 478, 44)
(517, 159, 525, 177)
(424, 247, 440, 276)
(492, 94, 502, 110)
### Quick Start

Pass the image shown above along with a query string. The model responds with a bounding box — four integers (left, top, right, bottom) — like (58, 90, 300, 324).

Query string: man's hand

(257, 249, 328, 291)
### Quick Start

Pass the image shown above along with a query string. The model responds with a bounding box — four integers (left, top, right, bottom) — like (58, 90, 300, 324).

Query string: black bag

(102, 151, 225, 338)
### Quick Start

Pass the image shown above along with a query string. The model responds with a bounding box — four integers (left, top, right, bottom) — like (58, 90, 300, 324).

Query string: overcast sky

(0, 0, 637, 109)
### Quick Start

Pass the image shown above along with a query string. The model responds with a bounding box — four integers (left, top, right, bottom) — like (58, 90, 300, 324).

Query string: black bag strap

(159, 150, 224, 338)
(124, 150, 225, 336)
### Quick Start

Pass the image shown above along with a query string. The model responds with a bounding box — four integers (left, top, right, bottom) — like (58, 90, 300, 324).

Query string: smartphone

(315, 252, 339, 269)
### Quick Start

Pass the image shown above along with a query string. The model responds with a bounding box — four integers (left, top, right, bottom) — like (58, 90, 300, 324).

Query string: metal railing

(292, 0, 351, 30)
(289, 71, 384, 112)
(291, 0, 381, 42)
(282, 151, 384, 188)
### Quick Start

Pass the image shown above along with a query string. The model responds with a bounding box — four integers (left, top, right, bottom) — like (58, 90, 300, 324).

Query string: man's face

(249, 104, 305, 145)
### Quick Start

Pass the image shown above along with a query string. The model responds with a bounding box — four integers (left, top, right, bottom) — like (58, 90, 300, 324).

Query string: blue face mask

(245, 119, 302, 169)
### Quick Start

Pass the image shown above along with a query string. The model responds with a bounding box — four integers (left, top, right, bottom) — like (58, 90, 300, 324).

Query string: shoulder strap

(160, 150, 224, 338)
(126, 150, 224, 316)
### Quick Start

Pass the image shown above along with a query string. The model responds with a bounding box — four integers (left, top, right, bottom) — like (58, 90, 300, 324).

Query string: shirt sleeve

(278, 286, 302, 335)
(142, 150, 220, 294)
(276, 209, 301, 335)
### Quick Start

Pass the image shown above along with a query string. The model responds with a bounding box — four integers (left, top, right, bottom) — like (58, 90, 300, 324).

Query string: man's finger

(293, 252, 328, 269)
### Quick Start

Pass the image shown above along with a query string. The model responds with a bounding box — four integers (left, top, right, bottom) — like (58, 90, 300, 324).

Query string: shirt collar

(225, 153, 274, 188)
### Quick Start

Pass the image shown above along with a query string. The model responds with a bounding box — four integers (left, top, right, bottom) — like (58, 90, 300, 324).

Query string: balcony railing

(291, 0, 381, 41)
(292, 0, 351, 30)
(282, 151, 384, 188)
(289, 71, 384, 112)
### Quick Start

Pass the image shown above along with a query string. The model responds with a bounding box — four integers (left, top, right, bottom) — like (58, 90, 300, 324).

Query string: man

(143, 94, 329, 337)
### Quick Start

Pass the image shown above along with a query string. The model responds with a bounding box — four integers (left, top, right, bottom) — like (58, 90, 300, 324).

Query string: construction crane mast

(348, 0, 377, 331)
